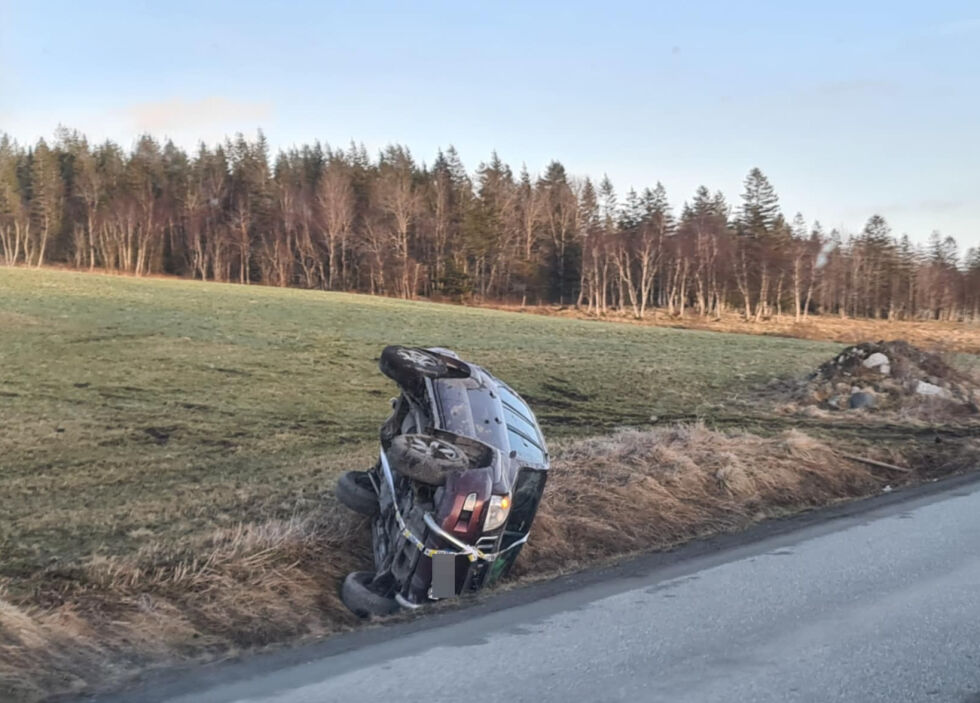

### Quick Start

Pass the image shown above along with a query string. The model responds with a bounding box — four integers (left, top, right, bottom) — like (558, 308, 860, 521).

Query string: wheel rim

(396, 348, 441, 371)
(431, 441, 462, 462)
(407, 436, 431, 454)
(406, 436, 462, 463)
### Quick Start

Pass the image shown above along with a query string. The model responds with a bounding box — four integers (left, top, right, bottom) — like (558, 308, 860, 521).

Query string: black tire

(336, 471, 378, 516)
(341, 571, 400, 618)
(388, 434, 469, 485)
(380, 346, 448, 387)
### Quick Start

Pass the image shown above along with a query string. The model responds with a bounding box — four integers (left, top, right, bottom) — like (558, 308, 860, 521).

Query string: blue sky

(2, 1, 978, 247)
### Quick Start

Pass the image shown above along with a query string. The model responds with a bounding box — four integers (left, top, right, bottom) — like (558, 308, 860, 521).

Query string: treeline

(1, 129, 977, 321)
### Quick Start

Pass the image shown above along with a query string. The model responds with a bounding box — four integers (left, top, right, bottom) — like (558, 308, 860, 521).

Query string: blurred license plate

(431, 553, 456, 599)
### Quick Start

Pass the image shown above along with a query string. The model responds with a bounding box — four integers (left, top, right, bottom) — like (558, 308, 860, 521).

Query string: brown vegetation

(0, 514, 368, 702)
(3, 424, 973, 702)
(517, 424, 966, 575)
(483, 303, 980, 355)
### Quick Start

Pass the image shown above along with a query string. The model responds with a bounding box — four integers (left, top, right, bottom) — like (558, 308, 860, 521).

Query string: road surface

(114, 477, 980, 703)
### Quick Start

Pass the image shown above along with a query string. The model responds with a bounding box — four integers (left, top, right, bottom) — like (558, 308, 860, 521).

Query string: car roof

(429, 367, 548, 468)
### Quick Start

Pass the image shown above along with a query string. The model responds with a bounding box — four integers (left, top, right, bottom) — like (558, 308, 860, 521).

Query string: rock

(862, 352, 891, 375)
(849, 391, 875, 409)
(915, 380, 951, 398)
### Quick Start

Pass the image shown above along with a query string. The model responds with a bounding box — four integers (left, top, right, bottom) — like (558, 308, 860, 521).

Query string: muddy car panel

(429, 373, 511, 452)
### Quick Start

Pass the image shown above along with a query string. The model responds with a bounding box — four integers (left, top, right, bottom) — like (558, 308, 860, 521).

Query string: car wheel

(387, 434, 469, 485)
(341, 571, 400, 618)
(379, 345, 449, 386)
(336, 471, 378, 515)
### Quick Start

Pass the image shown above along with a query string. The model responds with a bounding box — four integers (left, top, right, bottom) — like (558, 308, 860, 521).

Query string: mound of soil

(800, 340, 980, 415)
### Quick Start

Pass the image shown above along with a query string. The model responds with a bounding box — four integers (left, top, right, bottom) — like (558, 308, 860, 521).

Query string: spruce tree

(737, 167, 780, 237)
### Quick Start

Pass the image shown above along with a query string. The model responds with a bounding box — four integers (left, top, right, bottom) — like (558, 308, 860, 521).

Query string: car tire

(379, 346, 449, 386)
(387, 434, 469, 485)
(336, 471, 378, 516)
(341, 571, 400, 618)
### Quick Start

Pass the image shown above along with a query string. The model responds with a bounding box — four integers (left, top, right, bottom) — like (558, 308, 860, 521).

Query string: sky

(1, 0, 978, 248)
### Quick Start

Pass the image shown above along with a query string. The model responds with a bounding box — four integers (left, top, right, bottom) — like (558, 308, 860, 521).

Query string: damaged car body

(336, 346, 550, 616)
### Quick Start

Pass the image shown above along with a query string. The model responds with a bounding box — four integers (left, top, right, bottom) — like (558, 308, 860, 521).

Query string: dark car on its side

(336, 345, 550, 616)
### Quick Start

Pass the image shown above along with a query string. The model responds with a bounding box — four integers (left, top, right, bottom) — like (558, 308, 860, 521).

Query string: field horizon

(9, 262, 980, 353)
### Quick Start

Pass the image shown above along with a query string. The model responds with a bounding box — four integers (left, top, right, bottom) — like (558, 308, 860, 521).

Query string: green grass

(0, 267, 841, 585)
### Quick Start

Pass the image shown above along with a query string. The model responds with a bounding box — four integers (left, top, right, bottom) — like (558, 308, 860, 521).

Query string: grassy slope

(0, 267, 840, 586)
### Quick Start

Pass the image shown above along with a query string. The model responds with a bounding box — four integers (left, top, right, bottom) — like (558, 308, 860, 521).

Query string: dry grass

(518, 425, 886, 575)
(482, 303, 980, 355)
(1, 512, 369, 701)
(5, 423, 972, 702)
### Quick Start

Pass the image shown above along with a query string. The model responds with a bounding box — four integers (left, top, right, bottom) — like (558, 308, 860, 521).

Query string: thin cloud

(917, 198, 968, 213)
(845, 199, 967, 218)
(125, 97, 273, 133)
(931, 18, 980, 37)
(815, 79, 898, 97)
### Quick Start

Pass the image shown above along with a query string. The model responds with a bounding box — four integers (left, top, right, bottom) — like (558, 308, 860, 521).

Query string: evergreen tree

(619, 187, 642, 229)
(29, 139, 65, 267)
(737, 167, 780, 237)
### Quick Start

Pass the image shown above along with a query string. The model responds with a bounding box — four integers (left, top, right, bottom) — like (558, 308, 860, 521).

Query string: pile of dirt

(798, 340, 980, 415)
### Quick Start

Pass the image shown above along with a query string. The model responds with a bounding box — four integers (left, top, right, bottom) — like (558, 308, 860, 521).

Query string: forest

(1, 129, 976, 321)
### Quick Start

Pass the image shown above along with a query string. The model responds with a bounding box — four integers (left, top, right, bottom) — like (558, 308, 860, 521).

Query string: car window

(498, 386, 535, 420)
(507, 427, 546, 465)
(502, 403, 540, 442)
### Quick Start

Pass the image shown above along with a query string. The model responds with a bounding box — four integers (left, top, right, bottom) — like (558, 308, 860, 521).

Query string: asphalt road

(117, 477, 980, 703)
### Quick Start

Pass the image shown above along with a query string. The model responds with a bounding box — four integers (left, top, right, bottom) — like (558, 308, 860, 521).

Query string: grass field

(0, 267, 842, 584)
(2, 267, 977, 701)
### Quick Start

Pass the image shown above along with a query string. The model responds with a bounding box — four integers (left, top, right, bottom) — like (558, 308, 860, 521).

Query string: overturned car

(336, 346, 550, 616)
